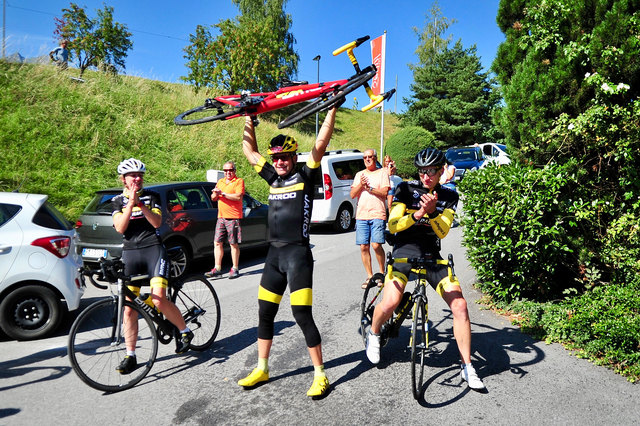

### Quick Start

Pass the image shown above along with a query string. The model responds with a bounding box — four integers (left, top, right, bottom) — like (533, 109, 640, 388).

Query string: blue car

(445, 146, 485, 181)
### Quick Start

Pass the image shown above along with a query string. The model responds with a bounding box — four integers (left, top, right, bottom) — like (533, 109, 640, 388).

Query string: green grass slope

(0, 62, 399, 219)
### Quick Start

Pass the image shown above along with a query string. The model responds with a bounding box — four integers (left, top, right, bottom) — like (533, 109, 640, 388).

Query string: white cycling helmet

(117, 158, 146, 175)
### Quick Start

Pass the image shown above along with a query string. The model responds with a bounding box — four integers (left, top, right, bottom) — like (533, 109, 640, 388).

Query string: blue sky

(3, 0, 504, 112)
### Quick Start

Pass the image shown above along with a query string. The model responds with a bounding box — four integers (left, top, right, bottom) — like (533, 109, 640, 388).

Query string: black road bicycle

(360, 252, 455, 399)
(67, 257, 220, 392)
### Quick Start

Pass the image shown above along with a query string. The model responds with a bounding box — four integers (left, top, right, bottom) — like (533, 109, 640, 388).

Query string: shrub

(385, 126, 437, 178)
(459, 162, 577, 301)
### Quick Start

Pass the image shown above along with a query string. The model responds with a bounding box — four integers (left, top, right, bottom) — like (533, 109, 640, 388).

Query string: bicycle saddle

(279, 78, 308, 87)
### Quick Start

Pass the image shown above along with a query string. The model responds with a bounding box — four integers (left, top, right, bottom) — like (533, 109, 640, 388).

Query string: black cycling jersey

(390, 180, 458, 253)
(111, 189, 162, 249)
(255, 158, 318, 245)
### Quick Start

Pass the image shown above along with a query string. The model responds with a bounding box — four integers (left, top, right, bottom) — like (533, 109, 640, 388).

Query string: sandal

(361, 278, 372, 289)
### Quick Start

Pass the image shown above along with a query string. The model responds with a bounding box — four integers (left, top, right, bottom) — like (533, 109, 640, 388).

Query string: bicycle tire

(174, 97, 244, 125)
(410, 300, 427, 400)
(360, 282, 384, 348)
(170, 274, 220, 351)
(278, 68, 378, 129)
(68, 299, 158, 392)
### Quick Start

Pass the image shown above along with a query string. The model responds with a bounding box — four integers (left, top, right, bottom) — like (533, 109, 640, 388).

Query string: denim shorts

(355, 219, 386, 245)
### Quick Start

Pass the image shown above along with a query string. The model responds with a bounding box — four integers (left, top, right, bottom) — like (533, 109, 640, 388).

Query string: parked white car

(296, 149, 366, 232)
(0, 192, 84, 340)
(478, 143, 511, 167)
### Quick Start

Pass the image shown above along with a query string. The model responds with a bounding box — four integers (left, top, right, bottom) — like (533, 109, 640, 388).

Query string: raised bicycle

(174, 35, 395, 129)
(67, 257, 220, 392)
(360, 252, 456, 400)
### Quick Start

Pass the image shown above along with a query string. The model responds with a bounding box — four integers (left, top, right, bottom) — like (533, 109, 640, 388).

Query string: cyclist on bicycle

(112, 158, 193, 374)
(237, 107, 338, 398)
(365, 148, 485, 390)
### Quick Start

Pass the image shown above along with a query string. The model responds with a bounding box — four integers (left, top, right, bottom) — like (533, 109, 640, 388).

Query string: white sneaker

(366, 331, 381, 364)
(461, 364, 485, 390)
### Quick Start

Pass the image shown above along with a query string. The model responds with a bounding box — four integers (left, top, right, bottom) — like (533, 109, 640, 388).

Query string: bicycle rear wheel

(68, 299, 158, 392)
(174, 97, 244, 125)
(360, 281, 384, 348)
(278, 67, 378, 129)
(170, 274, 220, 351)
(410, 300, 427, 400)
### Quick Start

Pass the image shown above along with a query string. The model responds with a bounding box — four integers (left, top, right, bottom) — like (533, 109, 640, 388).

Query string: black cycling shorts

(121, 244, 169, 290)
(390, 243, 458, 294)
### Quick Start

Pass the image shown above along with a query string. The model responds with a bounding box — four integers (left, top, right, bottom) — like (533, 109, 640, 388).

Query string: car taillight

(323, 174, 333, 200)
(75, 220, 83, 228)
(31, 236, 71, 258)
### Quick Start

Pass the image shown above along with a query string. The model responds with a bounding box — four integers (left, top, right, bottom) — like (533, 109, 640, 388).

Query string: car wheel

(333, 205, 353, 232)
(0, 285, 63, 340)
(166, 242, 191, 280)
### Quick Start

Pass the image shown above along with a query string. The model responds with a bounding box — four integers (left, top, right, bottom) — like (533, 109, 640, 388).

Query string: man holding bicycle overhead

(237, 107, 338, 398)
(365, 148, 485, 390)
(112, 158, 193, 374)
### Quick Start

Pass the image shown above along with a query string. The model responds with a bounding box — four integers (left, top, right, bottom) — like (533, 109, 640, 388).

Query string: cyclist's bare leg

(123, 305, 139, 352)
(370, 277, 405, 334)
(308, 343, 324, 366)
(371, 242, 386, 274)
(151, 287, 188, 331)
(442, 288, 472, 364)
(257, 337, 273, 360)
(359, 243, 373, 278)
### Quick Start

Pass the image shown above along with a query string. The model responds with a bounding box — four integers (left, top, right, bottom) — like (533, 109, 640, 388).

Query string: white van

(296, 149, 366, 232)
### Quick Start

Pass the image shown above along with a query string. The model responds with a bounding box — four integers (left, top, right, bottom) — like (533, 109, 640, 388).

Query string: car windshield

(447, 150, 477, 162)
(84, 192, 118, 215)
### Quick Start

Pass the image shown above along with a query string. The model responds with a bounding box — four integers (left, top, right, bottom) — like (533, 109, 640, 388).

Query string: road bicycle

(174, 35, 395, 129)
(360, 252, 455, 399)
(67, 257, 220, 392)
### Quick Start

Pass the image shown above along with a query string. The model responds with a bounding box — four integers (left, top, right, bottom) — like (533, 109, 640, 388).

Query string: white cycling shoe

(461, 363, 485, 390)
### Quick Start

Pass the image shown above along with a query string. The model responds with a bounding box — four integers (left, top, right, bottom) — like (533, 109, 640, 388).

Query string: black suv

(76, 182, 269, 278)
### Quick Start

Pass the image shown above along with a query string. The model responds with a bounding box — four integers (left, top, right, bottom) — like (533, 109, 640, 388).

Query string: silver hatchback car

(0, 192, 84, 340)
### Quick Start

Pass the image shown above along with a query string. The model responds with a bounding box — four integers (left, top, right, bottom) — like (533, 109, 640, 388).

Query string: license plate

(82, 248, 108, 259)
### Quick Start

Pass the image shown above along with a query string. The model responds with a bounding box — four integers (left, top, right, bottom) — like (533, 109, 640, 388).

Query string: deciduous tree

(54, 3, 132, 76)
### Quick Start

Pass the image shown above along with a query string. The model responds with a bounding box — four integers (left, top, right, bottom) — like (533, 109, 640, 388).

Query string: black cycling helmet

(267, 134, 298, 155)
(414, 148, 446, 168)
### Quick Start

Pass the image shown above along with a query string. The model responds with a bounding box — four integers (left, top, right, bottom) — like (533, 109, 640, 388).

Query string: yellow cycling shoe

(238, 368, 269, 388)
(306, 376, 330, 398)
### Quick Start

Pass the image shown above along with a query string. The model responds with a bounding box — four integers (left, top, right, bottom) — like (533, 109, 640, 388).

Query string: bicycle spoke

(171, 274, 220, 351)
(68, 299, 158, 392)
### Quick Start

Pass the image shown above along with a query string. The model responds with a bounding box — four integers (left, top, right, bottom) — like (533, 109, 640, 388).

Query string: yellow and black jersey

(111, 190, 162, 249)
(389, 180, 458, 253)
(254, 157, 319, 245)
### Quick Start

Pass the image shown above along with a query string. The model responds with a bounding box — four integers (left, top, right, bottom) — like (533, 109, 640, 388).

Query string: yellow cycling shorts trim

(127, 285, 141, 297)
(150, 277, 168, 289)
(385, 270, 408, 287)
(435, 274, 460, 297)
(258, 285, 283, 304)
(290, 288, 312, 306)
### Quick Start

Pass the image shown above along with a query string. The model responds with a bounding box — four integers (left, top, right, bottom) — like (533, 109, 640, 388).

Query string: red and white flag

(370, 33, 386, 97)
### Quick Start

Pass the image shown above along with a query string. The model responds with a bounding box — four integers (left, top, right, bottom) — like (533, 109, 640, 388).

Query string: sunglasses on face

(363, 155, 375, 159)
(272, 155, 292, 162)
(223, 169, 235, 172)
(418, 168, 440, 177)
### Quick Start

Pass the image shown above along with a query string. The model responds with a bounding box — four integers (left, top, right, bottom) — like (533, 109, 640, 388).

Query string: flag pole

(380, 31, 386, 157)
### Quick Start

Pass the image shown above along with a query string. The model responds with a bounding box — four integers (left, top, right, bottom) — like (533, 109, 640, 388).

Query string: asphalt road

(1, 224, 638, 425)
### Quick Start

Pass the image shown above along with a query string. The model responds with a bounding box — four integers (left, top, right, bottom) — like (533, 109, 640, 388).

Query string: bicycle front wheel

(67, 299, 158, 392)
(410, 300, 427, 400)
(278, 67, 378, 129)
(174, 97, 243, 125)
(171, 274, 220, 351)
(360, 282, 384, 348)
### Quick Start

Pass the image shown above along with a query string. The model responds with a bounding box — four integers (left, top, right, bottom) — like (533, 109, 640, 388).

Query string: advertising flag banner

(370, 33, 386, 97)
